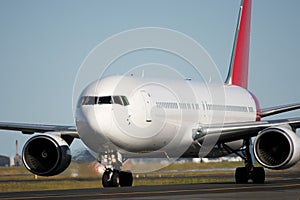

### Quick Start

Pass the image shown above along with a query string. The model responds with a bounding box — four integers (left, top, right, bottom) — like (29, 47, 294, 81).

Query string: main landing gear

(98, 151, 133, 188)
(233, 139, 265, 184)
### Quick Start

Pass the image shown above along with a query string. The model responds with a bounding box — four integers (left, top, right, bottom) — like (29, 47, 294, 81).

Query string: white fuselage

(75, 75, 257, 158)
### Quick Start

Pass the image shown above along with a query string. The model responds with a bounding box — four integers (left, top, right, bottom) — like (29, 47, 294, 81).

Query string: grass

(1, 158, 300, 193)
(0, 162, 102, 192)
(2, 161, 279, 192)
(0, 180, 101, 192)
(2, 160, 297, 192)
(154, 161, 242, 170)
(0, 161, 242, 192)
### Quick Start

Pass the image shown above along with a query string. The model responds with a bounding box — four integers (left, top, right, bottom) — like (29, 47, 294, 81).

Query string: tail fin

(225, 0, 252, 89)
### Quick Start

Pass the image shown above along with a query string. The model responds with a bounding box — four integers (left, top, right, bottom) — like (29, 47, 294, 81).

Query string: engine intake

(22, 134, 71, 176)
(254, 126, 300, 170)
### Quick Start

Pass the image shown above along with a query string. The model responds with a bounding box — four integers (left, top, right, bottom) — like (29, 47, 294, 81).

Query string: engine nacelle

(22, 134, 71, 176)
(254, 126, 300, 170)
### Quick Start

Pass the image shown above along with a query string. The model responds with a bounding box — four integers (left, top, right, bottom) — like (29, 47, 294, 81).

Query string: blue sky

(0, 0, 300, 157)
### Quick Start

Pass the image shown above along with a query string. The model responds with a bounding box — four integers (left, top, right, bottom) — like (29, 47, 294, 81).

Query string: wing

(260, 103, 300, 118)
(194, 118, 300, 143)
(0, 122, 79, 138)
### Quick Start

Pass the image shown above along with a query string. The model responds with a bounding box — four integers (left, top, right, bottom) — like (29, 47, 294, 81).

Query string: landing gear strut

(234, 139, 265, 184)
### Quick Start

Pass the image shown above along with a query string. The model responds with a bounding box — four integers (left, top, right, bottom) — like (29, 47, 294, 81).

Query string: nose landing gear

(98, 151, 133, 188)
(102, 169, 133, 187)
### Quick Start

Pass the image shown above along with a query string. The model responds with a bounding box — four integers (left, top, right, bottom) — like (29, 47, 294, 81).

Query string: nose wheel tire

(110, 171, 120, 187)
(119, 171, 133, 187)
(102, 170, 113, 187)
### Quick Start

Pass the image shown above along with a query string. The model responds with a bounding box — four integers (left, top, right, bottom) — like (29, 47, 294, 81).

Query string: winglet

(225, 0, 252, 89)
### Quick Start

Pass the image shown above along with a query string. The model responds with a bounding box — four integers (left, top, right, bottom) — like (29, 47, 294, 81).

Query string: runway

(0, 179, 300, 200)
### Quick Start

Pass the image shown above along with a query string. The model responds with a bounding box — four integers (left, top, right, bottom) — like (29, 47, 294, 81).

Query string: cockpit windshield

(81, 96, 129, 106)
(98, 96, 112, 104)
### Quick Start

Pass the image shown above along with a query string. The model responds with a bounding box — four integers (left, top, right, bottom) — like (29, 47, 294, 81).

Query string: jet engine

(22, 134, 71, 176)
(254, 126, 300, 170)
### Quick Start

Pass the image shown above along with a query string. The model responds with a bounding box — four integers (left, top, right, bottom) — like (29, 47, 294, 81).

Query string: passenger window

(113, 96, 123, 105)
(97, 96, 112, 104)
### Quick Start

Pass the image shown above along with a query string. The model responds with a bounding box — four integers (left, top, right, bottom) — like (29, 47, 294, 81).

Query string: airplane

(1, 0, 300, 187)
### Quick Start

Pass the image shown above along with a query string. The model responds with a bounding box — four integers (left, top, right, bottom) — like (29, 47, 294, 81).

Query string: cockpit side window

(81, 96, 97, 105)
(113, 96, 123, 105)
(112, 96, 130, 106)
(121, 96, 129, 106)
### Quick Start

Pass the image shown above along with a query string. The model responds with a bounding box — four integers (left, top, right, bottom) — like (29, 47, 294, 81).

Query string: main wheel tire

(235, 167, 248, 184)
(102, 170, 112, 187)
(251, 167, 265, 184)
(119, 171, 133, 187)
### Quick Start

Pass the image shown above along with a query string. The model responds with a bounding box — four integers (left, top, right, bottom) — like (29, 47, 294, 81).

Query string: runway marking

(2, 183, 300, 199)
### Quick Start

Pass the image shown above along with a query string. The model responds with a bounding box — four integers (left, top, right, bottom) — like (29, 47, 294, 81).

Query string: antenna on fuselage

(142, 70, 145, 78)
